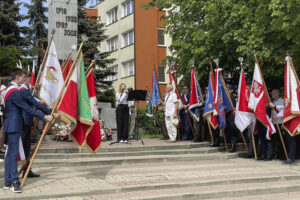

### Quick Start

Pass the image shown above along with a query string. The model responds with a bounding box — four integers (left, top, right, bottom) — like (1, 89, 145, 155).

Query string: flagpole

(32, 35, 53, 96)
(21, 43, 84, 189)
(171, 72, 196, 137)
(250, 123, 258, 160)
(85, 60, 96, 75)
(221, 129, 228, 151)
(153, 65, 168, 138)
(240, 131, 249, 152)
(254, 57, 288, 160)
(205, 60, 215, 144)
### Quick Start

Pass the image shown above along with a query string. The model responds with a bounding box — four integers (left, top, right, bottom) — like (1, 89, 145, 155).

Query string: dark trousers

(116, 104, 129, 141)
(21, 125, 32, 169)
(226, 118, 239, 146)
(271, 124, 285, 159)
(258, 121, 272, 158)
(180, 110, 192, 140)
(284, 132, 296, 161)
(5, 132, 20, 183)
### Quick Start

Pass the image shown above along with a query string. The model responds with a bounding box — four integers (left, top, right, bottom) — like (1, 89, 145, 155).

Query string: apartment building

(92, 0, 170, 105)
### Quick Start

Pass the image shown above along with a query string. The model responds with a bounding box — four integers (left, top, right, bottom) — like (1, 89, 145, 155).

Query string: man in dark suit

(3, 68, 54, 193)
(20, 72, 53, 178)
(180, 85, 192, 140)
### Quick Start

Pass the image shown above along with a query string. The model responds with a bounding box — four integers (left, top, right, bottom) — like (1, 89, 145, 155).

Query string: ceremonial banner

(214, 69, 234, 129)
(30, 64, 35, 88)
(71, 57, 93, 149)
(40, 40, 64, 107)
(283, 56, 300, 136)
(146, 92, 153, 117)
(86, 68, 101, 153)
(152, 69, 161, 106)
(189, 66, 203, 121)
(248, 62, 269, 127)
(204, 71, 218, 129)
(235, 69, 255, 132)
(63, 58, 73, 80)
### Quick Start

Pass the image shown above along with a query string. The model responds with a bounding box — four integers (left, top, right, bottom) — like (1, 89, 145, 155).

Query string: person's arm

(12, 92, 46, 120)
(119, 92, 128, 102)
(21, 89, 51, 115)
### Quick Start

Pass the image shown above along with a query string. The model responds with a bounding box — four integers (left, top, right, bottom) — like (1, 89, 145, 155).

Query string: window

(157, 28, 165, 46)
(106, 7, 118, 25)
(158, 65, 166, 83)
(122, 60, 135, 77)
(106, 36, 118, 52)
(122, 0, 134, 17)
(122, 30, 134, 47)
(108, 65, 118, 81)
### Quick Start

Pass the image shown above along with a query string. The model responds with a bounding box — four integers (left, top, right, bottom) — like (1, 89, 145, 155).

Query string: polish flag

(235, 69, 255, 132)
(283, 56, 300, 136)
(248, 62, 269, 127)
(30, 64, 35, 88)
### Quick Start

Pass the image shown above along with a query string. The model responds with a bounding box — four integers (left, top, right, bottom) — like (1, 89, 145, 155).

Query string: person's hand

(273, 115, 278, 121)
(53, 113, 60, 119)
(173, 113, 177, 119)
(268, 102, 275, 108)
(183, 105, 187, 109)
(44, 115, 53, 122)
(40, 99, 46, 105)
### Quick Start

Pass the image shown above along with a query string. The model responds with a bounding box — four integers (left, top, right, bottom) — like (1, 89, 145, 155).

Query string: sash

(19, 84, 28, 91)
(4, 85, 19, 105)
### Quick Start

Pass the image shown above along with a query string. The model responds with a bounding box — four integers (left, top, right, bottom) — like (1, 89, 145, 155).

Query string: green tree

(146, 0, 300, 88)
(0, 46, 21, 76)
(0, 0, 24, 48)
(24, 0, 48, 66)
(78, 0, 115, 104)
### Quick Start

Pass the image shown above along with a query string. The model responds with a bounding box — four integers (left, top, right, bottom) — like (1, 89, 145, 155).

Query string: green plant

(137, 108, 164, 135)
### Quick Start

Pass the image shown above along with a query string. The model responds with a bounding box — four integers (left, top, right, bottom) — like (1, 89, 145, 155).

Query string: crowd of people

(0, 68, 59, 193)
(114, 81, 299, 166)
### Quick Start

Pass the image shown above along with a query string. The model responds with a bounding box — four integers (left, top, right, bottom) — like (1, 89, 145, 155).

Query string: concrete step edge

(3, 176, 300, 200)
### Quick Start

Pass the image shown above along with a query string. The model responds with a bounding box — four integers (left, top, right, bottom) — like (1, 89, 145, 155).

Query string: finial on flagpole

(191, 59, 195, 66)
(252, 50, 257, 60)
(238, 57, 244, 67)
(213, 58, 219, 66)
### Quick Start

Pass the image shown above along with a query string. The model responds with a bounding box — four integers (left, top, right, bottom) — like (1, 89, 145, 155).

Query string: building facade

(93, 0, 170, 106)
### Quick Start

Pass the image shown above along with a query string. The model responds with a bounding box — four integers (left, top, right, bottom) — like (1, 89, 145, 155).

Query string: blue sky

(19, 0, 93, 26)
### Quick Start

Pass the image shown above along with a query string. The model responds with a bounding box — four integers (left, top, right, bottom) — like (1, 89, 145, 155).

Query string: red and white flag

(283, 56, 300, 136)
(248, 62, 269, 127)
(30, 64, 35, 89)
(235, 69, 255, 132)
(85, 68, 101, 153)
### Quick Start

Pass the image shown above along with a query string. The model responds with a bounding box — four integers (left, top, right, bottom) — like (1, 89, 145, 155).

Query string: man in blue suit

(3, 68, 53, 193)
(20, 72, 53, 178)
(180, 85, 193, 140)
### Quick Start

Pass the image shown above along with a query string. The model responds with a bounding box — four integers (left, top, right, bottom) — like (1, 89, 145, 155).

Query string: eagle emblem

(251, 80, 263, 98)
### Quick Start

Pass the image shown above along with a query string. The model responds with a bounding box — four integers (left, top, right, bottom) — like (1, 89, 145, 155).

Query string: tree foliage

(24, 0, 48, 66)
(147, 0, 300, 88)
(78, 0, 115, 103)
(0, 0, 24, 48)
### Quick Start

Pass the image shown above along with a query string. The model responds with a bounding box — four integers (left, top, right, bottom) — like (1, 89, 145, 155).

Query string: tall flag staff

(252, 53, 288, 159)
(21, 43, 84, 189)
(235, 57, 253, 153)
(32, 35, 54, 96)
(170, 63, 195, 136)
(283, 55, 300, 136)
(152, 65, 167, 138)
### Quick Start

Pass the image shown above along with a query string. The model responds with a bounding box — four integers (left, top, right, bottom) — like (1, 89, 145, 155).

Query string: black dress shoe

(264, 157, 273, 161)
(23, 170, 40, 178)
(210, 143, 220, 147)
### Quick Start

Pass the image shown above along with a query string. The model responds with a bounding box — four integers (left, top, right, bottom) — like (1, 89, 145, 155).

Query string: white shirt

(116, 92, 128, 106)
(164, 92, 178, 117)
(272, 97, 284, 124)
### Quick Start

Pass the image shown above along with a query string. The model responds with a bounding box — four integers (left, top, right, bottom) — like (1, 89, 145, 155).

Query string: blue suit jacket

(4, 88, 45, 133)
(20, 88, 51, 127)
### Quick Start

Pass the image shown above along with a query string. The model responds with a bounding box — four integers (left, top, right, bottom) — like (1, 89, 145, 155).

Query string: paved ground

(0, 138, 300, 200)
